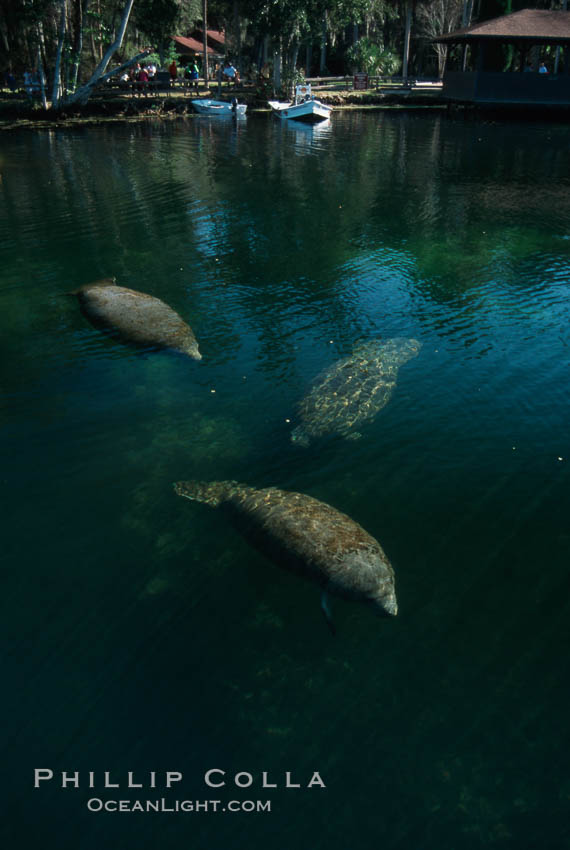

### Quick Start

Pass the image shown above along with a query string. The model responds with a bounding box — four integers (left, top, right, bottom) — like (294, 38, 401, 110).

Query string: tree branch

(62, 49, 152, 105)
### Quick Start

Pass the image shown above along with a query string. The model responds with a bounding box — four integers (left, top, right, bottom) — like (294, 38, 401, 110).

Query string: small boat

(191, 98, 247, 116)
(268, 84, 332, 123)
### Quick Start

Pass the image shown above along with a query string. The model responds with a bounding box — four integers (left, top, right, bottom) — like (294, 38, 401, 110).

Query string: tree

(53, 0, 147, 107)
(202, 0, 209, 83)
(346, 35, 400, 75)
(417, 0, 464, 77)
(134, 0, 179, 64)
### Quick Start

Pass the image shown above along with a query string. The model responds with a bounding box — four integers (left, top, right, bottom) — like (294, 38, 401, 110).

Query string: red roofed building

(192, 29, 226, 53)
(172, 35, 215, 57)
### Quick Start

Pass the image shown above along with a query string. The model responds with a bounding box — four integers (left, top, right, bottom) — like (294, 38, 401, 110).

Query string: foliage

(345, 36, 400, 76)
(0, 0, 502, 108)
(134, 0, 180, 52)
(280, 63, 305, 97)
(144, 42, 179, 69)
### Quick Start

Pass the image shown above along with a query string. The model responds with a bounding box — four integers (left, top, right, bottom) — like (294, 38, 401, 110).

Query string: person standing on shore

(137, 65, 149, 96)
(190, 60, 200, 91)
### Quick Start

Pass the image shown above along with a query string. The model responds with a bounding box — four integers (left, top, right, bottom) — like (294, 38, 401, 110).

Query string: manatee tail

(174, 480, 240, 507)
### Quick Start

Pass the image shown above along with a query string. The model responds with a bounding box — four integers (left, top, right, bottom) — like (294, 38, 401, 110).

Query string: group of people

(118, 62, 158, 95)
(167, 57, 242, 88)
(524, 60, 550, 74)
(2, 55, 244, 99)
(168, 59, 200, 89)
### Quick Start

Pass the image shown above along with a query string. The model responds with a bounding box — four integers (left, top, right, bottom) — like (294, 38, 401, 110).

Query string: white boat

(191, 98, 247, 116)
(268, 84, 332, 123)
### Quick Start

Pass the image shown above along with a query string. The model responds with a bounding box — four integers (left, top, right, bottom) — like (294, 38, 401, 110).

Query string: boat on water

(268, 84, 332, 123)
(191, 98, 247, 116)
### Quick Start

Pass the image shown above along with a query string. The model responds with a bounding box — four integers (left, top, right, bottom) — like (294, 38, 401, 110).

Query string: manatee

(291, 337, 421, 446)
(72, 279, 201, 359)
(174, 480, 397, 631)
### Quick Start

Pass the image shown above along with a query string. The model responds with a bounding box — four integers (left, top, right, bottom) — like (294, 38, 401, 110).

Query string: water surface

(1, 112, 569, 849)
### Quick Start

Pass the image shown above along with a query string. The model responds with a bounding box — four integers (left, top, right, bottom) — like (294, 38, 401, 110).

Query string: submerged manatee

(72, 279, 201, 359)
(291, 337, 421, 446)
(174, 480, 397, 631)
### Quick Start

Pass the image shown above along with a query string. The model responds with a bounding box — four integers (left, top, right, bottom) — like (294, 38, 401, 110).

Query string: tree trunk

(97, 0, 103, 60)
(319, 16, 327, 74)
(305, 40, 311, 76)
(36, 43, 48, 109)
(555, 0, 568, 74)
(52, 0, 67, 106)
(461, 0, 474, 72)
(402, 3, 412, 82)
(233, 0, 241, 70)
(0, 13, 10, 53)
(291, 42, 299, 74)
(90, 29, 97, 66)
(273, 44, 281, 91)
(36, 20, 49, 90)
(202, 0, 209, 86)
(438, 44, 448, 78)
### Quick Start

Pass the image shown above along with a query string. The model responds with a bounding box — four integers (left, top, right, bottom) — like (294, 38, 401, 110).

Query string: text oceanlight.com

(87, 798, 271, 813)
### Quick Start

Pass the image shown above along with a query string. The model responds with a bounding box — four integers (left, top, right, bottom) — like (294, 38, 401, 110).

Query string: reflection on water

(275, 117, 333, 155)
(1, 113, 569, 850)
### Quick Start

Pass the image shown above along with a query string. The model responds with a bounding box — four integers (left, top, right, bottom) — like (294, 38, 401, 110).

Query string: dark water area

(1, 112, 569, 849)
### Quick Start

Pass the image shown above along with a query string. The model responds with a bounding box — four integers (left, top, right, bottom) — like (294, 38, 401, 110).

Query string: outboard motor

(231, 97, 238, 113)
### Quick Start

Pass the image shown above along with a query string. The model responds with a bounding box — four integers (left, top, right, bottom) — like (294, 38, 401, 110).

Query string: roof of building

(189, 29, 226, 53)
(206, 29, 226, 48)
(172, 35, 215, 55)
(435, 9, 570, 44)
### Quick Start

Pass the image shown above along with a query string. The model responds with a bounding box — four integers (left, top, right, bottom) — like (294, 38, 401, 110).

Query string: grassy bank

(0, 84, 446, 130)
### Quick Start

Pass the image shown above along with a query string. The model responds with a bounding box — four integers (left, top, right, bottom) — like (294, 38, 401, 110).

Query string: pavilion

(434, 9, 570, 106)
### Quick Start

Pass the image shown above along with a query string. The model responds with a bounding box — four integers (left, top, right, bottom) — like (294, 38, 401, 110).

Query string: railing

(94, 78, 207, 96)
(304, 75, 442, 91)
(90, 73, 444, 100)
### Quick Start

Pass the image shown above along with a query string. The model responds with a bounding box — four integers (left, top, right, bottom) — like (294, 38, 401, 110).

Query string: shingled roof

(173, 35, 215, 54)
(435, 9, 570, 43)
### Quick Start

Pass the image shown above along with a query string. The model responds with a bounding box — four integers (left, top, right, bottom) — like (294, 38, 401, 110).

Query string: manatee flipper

(321, 590, 336, 637)
(174, 480, 239, 507)
(345, 431, 363, 442)
(290, 426, 310, 448)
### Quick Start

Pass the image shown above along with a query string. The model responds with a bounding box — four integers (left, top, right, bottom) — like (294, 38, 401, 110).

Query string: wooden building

(191, 29, 227, 55)
(172, 35, 216, 63)
(435, 9, 570, 106)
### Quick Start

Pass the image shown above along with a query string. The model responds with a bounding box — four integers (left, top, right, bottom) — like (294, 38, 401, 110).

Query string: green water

(1, 112, 569, 849)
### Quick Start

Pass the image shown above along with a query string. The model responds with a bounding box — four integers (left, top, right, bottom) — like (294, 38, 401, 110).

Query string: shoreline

(0, 88, 446, 131)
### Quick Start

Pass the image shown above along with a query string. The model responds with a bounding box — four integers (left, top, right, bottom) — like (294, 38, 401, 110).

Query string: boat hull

(191, 99, 247, 116)
(268, 99, 332, 123)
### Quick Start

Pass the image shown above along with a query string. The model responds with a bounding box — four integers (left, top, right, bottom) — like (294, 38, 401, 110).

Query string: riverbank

(0, 85, 446, 131)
